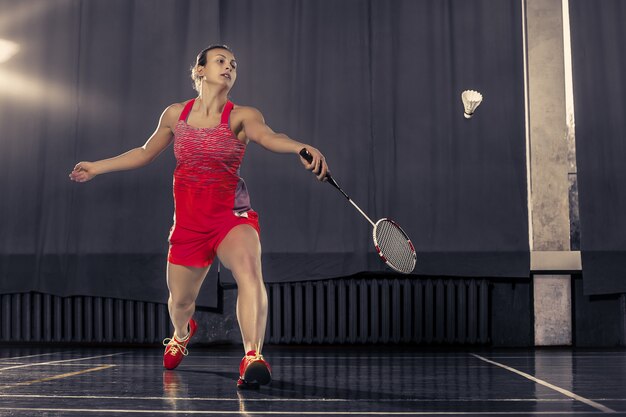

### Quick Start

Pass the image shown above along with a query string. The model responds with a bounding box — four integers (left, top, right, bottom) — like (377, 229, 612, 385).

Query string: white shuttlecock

(461, 90, 483, 119)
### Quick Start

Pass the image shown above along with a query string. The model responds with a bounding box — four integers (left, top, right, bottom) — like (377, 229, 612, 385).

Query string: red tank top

(173, 99, 251, 213)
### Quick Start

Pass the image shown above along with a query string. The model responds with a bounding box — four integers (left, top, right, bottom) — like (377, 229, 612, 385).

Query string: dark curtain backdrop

(570, 0, 626, 295)
(0, 0, 528, 306)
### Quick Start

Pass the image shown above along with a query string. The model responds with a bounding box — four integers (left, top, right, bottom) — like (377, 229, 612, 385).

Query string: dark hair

(191, 44, 234, 92)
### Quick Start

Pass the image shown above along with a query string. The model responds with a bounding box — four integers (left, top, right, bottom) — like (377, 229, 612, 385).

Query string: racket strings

(375, 220, 416, 274)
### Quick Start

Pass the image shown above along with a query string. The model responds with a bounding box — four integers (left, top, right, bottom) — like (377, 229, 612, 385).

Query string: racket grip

(299, 147, 329, 179)
(299, 148, 314, 164)
(300, 148, 343, 192)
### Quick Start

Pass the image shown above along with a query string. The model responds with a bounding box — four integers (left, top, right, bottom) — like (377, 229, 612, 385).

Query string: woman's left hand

(299, 146, 329, 181)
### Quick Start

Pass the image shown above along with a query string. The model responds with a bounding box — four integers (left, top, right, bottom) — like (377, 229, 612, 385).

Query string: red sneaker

(237, 350, 271, 389)
(162, 318, 197, 370)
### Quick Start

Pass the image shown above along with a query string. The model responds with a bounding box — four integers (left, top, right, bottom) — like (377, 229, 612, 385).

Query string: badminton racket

(300, 148, 416, 274)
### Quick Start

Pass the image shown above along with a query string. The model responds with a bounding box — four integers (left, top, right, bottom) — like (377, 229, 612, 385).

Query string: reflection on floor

(0, 345, 624, 416)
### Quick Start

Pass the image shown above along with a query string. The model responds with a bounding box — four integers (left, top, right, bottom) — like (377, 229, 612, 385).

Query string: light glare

(0, 39, 19, 63)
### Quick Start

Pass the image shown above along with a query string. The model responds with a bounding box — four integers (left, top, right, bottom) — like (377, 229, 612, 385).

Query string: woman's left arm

(241, 107, 329, 180)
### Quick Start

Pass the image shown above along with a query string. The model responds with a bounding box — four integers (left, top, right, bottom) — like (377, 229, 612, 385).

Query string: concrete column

(524, 0, 574, 345)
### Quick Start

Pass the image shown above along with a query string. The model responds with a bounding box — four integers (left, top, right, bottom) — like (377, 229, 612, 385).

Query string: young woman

(69, 44, 329, 389)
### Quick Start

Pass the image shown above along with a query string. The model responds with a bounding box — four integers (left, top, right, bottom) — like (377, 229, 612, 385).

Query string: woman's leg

(166, 263, 209, 339)
(216, 224, 267, 354)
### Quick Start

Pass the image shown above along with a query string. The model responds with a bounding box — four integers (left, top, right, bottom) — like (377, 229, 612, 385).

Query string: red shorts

(167, 210, 260, 268)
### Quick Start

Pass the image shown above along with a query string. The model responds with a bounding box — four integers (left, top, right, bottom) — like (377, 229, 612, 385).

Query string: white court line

(0, 352, 128, 372)
(471, 353, 617, 414)
(135, 354, 626, 360)
(0, 365, 115, 390)
(472, 355, 626, 359)
(0, 363, 116, 367)
(0, 351, 76, 361)
(136, 355, 491, 359)
(0, 394, 582, 402)
(0, 408, 609, 415)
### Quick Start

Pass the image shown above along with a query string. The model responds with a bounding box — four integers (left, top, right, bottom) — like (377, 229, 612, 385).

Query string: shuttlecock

(461, 90, 483, 119)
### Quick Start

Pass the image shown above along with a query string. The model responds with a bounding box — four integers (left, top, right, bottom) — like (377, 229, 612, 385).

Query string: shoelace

(248, 344, 265, 362)
(162, 337, 189, 356)
(243, 349, 268, 371)
(255, 344, 264, 359)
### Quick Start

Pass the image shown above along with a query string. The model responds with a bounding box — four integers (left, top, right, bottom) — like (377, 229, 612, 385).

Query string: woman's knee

(232, 264, 264, 290)
(168, 294, 196, 311)
(228, 248, 260, 275)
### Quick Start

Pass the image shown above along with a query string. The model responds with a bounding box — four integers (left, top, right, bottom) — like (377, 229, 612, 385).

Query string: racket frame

(299, 148, 416, 273)
(372, 218, 417, 273)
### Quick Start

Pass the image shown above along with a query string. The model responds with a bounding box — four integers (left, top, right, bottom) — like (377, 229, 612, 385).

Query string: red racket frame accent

(372, 218, 416, 274)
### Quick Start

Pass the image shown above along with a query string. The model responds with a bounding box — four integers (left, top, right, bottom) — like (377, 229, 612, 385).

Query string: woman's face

(198, 48, 237, 88)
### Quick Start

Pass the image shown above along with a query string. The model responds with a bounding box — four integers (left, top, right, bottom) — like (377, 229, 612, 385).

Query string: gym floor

(0, 345, 624, 416)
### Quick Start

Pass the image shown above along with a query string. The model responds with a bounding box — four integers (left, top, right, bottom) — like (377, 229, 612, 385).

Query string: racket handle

(299, 148, 343, 192)
(299, 147, 314, 164)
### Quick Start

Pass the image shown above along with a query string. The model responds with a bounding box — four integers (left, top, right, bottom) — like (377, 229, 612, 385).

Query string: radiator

(266, 278, 490, 344)
(0, 293, 170, 344)
(0, 278, 490, 345)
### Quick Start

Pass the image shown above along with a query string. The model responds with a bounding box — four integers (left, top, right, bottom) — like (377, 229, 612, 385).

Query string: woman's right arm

(69, 104, 181, 183)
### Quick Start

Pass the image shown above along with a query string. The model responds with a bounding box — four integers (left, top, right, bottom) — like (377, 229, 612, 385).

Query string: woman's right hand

(69, 161, 98, 183)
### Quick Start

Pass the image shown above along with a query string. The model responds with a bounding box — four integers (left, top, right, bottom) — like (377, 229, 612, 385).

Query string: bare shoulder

(230, 105, 267, 140)
(231, 105, 264, 123)
(160, 100, 191, 127)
